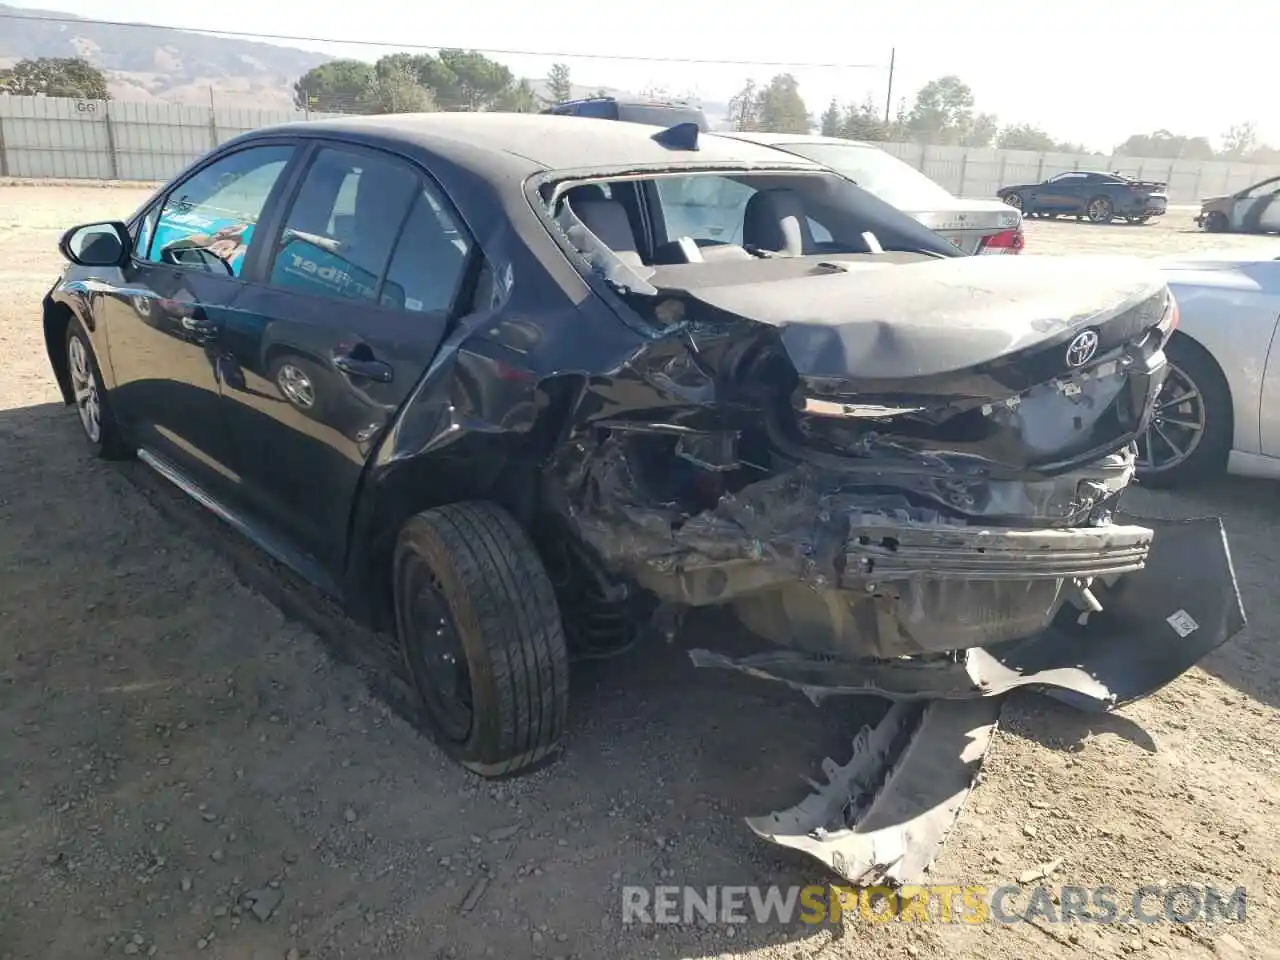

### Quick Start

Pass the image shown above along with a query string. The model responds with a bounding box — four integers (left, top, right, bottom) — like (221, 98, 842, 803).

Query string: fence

(0, 94, 338, 182)
(4, 94, 1280, 204)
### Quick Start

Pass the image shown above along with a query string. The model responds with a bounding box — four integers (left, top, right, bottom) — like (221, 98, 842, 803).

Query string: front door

(103, 143, 298, 488)
(216, 143, 472, 569)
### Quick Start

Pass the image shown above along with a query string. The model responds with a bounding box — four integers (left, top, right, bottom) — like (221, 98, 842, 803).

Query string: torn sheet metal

(692, 514, 1245, 710)
(746, 698, 1002, 886)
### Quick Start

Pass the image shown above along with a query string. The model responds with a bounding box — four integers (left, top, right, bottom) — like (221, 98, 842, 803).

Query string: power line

(0, 12, 889, 70)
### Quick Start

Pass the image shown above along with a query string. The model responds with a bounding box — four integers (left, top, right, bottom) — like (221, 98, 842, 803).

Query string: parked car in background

(542, 95, 709, 131)
(1137, 252, 1280, 486)
(1196, 175, 1280, 233)
(710, 131, 1025, 254)
(998, 171, 1168, 224)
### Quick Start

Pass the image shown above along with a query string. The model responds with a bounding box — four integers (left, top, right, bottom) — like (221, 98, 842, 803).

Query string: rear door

(217, 142, 475, 569)
(102, 142, 299, 489)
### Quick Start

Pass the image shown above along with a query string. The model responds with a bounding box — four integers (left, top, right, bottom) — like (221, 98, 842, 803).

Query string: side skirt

(136, 446, 342, 598)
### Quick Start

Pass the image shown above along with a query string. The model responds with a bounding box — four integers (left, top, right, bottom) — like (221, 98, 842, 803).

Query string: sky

(38, 0, 1280, 153)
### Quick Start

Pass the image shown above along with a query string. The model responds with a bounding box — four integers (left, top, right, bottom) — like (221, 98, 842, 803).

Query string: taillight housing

(978, 227, 1024, 255)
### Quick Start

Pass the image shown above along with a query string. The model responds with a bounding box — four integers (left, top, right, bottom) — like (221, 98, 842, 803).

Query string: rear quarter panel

(1165, 264, 1280, 455)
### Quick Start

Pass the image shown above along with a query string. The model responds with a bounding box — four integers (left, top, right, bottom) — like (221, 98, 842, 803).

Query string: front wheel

(1002, 192, 1024, 212)
(65, 316, 130, 460)
(393, 501, 569, 777)
(1087, 196, 1114, 223)
(1204, 211, 1230, 233)
(1136, 335, 1232, 488)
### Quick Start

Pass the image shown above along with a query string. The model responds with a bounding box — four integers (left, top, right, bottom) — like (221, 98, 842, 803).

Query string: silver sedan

(1141, 251, 1280, 485)
(715, 131, 1025, 255)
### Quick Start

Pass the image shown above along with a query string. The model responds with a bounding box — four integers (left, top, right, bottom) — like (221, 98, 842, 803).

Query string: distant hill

(0, 3, 329, 111)
(0, 3, 733, 121)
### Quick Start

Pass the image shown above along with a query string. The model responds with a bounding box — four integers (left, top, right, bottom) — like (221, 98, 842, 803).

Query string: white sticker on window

(1166, 609, 1199, 638)
(404, 297, 424, 312)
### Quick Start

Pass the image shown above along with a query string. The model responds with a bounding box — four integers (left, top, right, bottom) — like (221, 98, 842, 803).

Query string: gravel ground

(1, 185, 1278, 960)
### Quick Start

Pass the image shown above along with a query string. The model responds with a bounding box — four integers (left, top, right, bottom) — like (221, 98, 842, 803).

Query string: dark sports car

(998, 170, 1168, 223)
(45, 115, 1240, 801)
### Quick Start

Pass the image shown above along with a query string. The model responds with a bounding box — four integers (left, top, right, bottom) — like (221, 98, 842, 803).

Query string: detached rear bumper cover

(693, 514, 1245, 711)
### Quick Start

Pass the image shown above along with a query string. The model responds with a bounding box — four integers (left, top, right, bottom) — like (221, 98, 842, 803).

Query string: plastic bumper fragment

(745, 699, 1002, 887)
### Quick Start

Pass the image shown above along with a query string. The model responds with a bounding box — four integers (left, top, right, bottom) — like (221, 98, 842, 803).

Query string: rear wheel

(1087, 196, 1114, 223)
(393, 501, 569, 777)
(65, 316, 130, 460)
(1136, 334, 1232, 488)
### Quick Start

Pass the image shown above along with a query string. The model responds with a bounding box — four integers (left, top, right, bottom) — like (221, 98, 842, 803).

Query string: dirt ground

(2, 184, 1279, 960)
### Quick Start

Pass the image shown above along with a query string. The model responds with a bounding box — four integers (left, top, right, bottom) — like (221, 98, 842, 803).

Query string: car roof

(241, 112, 819, 182)
(717, 131, 878, 149)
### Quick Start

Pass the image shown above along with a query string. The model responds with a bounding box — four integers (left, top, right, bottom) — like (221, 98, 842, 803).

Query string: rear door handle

(332, 352, 394, 383)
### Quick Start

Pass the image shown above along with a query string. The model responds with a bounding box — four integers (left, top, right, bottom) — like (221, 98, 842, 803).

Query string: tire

(1136, 334, 1232, 488)
(1002, 192, 1024, 212)
(64, 316, 130, 460)
(1204, 211, 1230, 233)
(393, 501, 569, 777)
(1087, 196, 1114, 223)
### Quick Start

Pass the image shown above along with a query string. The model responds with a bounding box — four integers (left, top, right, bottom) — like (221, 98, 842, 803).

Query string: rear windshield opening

(545, 170, 958, 277)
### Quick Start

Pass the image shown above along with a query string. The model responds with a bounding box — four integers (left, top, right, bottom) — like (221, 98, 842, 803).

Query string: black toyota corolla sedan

(44, 113, 1241, 780)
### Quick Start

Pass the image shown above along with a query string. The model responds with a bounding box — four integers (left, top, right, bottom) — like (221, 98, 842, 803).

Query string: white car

(716, 132, 1025, 255)
(1142, 251, 1280, 485)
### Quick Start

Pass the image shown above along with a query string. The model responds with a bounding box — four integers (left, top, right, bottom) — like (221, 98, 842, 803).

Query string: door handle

(332, 352, 394, 383)
(180, 309, 218, 339)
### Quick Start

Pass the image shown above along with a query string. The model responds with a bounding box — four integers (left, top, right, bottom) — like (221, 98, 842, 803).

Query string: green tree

(820, 99, 840, 137)
(961, 112, 998, 148)
(434, 49, 515, 110)
(755, 73, 809, 134)
(904, 75, 977, 144)
(495, 78, 540, 113)
(1115, 129, 1214, 160)
(547, 63, 573, 104)
(727, 79, 760, 131)
(588, 88, 610, 99)
(294, 59, 374, 112)
(0, 57, 109, 99)
(839, 95, 891, 141)
(365, 62, 436, 114)
(997, 123, 1057, 151)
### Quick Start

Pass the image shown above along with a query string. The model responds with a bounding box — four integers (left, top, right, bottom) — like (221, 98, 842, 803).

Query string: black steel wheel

(393, 501, 569, 776)
(1136, 334, 1232, 487)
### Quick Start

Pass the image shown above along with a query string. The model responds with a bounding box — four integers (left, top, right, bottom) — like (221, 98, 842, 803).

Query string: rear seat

(564, 188, 646, 270)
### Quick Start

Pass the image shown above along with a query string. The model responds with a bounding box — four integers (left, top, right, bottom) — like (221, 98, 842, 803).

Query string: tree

(1221, 122, 1258, 159)
(727, 79, 760, 131)
(839, 96, 891, 141)
(364, 62, 436, 114)
(755, 73, 810, 134)
(588, 88, 610, 99)
(997, 123, 1057, 151)
(0, 57, 109, 99)
(435, 49, 515, 110)
(820, 99, 840, 137)
(961, 112, 998, 148)
(495, 78, 540, 113)
(1115, 129, 1214, 160)
(547, 63, 573, 104)
(904, 75, 976, 145)
(294, 59, 374, 112)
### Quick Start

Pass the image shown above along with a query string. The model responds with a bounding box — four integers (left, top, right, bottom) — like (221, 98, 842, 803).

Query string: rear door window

(267, 146, 419, 305)
(380, 184, 473, 314)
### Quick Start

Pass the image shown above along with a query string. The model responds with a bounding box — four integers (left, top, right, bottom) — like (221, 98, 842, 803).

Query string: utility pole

(884, 47, 896, 124)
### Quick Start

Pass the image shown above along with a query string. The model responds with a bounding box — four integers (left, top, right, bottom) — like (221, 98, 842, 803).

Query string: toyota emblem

(1065, 329, 1100, 368)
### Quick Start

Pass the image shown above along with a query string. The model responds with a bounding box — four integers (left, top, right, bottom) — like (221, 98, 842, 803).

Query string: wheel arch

(1166, 329, 1235, 451)
(43, 296, 79, 404)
